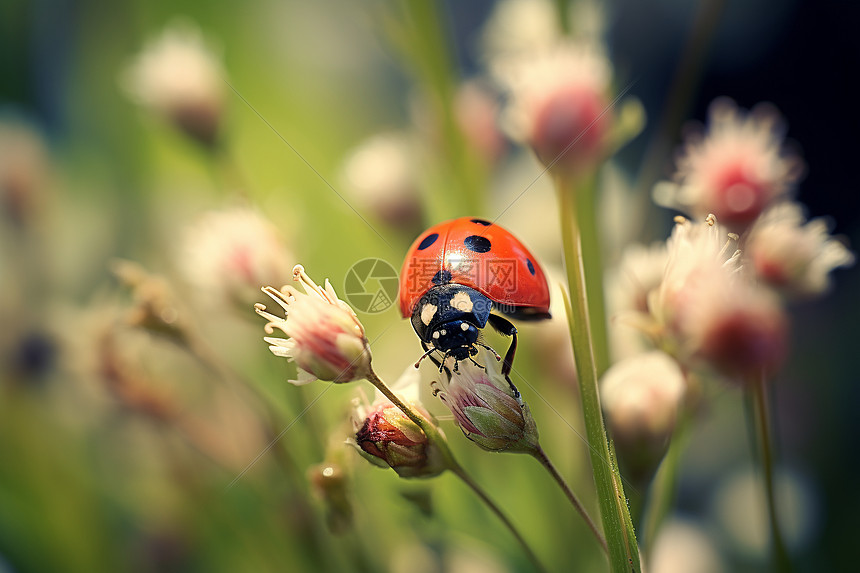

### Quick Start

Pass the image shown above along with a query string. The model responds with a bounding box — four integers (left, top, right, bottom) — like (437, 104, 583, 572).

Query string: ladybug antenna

(413, 346, 436, 369)
(474, 342, 502, 362)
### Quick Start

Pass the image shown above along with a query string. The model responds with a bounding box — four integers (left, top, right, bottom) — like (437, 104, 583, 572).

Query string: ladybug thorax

(410, 285, 492, 359)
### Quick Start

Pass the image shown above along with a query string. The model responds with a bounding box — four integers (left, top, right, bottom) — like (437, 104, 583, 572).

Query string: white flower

(255, 265, 371, 384)
(648, 215, 742, 345)
(121, 20, 225, 145)
(746, 201, 854, 298)
(684, 277, 788, 380)
(606, 242, 668, 360)
(654, 98, 804, 232)
(179, 207, 292, 308)
(341, 132, 422, 230)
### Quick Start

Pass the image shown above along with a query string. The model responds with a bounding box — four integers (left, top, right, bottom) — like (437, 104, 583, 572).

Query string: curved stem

(364, 368, 546, 573)
(532, 446, 608, 554)
(750, 372, 792, 572)
(448, 464, 547, 573)
(556, 173, 641, 572)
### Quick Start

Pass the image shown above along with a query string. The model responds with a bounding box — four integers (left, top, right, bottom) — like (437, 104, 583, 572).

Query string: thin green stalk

(532, 446, 608, 554)
(384, 1, 486, 217)
(556, 173, 641, 573)
(575, 172, 610, 375)
(364, 369, 547, 573)
(750, 372, 792, 573)
(554, 0, 571, 35)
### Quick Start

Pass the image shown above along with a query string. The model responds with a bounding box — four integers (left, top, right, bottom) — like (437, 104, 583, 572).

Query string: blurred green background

(1, 1, 858, 572)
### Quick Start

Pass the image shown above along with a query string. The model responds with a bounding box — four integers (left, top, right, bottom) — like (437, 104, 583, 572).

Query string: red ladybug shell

(399, 217, 551, 318)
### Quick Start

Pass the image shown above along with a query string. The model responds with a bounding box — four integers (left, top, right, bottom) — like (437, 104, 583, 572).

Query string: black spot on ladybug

(526, 259, 536, 276)
(464, 235, 491, 253)
(418, 233, 439, 250)
(470, 218, 492, 226)
(431, 270, 452, 285)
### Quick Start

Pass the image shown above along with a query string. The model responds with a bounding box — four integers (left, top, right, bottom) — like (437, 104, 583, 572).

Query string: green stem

(532, 446, 608, 554)
(364, 368, 546, 573)
(750, 372, 792, 573)
(448, 464, 547, 573)
(554, 0, 571, 35)
(556, 173, 641, 573)
(575, 172, 610, 375)
(385, 1, 485, 217)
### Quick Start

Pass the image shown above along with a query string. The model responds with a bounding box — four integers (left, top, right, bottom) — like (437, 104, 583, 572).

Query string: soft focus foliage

(2, 1, 857, 572)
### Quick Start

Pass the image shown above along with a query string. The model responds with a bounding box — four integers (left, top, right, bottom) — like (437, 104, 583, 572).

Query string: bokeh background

(2, 0, 858, 572)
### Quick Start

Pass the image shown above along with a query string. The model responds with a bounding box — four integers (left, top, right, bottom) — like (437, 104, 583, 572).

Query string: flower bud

(746, 202, 854, 299)
(434, 348, 539, 453)
(600, 351, 686, 480)
(693, 287, 788, 380)
(121, 20, 225, 147)
(255, 265, 372, 384)
(352, 400, 445, 479)
(498, 43, 613, 176)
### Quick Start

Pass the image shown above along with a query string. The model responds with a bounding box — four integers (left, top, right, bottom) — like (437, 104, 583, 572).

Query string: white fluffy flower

(746, 201, 854, 298)
(654, 98, 804, 232)
(606, 242, 668, 360)
(649, 215, 742, 343)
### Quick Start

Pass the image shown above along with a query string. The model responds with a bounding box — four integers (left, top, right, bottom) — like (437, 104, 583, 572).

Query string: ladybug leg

(487, 314, 518, 378)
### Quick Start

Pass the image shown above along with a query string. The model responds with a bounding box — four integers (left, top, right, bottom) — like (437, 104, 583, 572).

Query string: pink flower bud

(601, 351, 686, 478)
(694, 290, 788, 380)
(255, 265, 372, 384)
(499, 43, 613, 176)
(433, 349, 539, 453)
(352, 401, 445, 479)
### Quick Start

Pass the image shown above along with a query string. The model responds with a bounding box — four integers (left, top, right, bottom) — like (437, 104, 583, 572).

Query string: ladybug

(399, 217, 551, 375)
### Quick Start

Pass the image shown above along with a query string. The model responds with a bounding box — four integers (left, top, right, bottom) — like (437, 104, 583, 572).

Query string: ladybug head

(410, 285, 492, 365)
